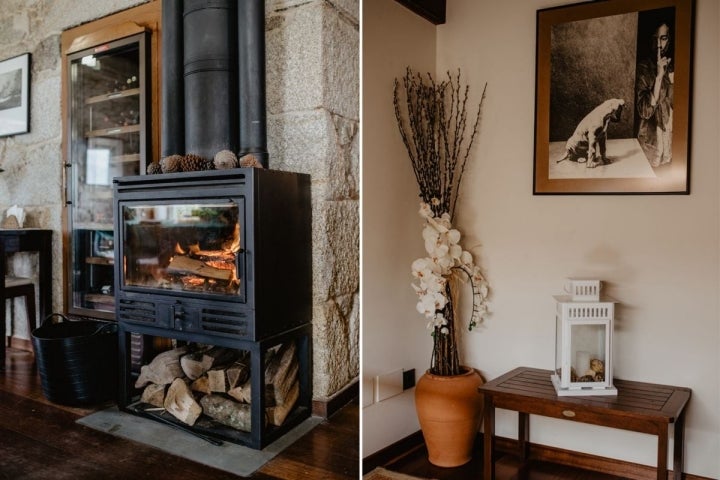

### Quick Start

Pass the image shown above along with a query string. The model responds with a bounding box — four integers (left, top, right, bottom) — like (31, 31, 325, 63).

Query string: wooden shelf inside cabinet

(84, 293, 115, 306)
(86, 87, 140, 105)
(86, 256, 114, 266)
(86, 124, 140, 137)
(112, 153, 140, 164)
(73, 223, 114, 231)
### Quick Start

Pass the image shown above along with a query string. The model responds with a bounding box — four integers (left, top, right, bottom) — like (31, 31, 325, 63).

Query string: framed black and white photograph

(533, 0, 694, 194)
(0, 53, 30, 138)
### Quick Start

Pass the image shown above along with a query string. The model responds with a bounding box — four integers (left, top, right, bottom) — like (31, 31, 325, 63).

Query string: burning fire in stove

(123, 206, 243, 295)
(166, 224, 241, 293)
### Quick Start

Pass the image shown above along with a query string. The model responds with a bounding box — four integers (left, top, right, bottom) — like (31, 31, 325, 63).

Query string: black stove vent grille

(200, 308, 248, 336)
(118, 298, 157, 324)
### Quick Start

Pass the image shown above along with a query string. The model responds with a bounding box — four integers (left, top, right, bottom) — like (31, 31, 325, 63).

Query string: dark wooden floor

(0, 347, 359, 480)
(366, 432, 634, 480)
(380, 444, 629, 480)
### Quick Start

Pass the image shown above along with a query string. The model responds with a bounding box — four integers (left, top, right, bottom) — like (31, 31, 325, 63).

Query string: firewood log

(190, 375, 211, 394)
(207, 368, 228, 393)
(227, 379, 275, 406)
(167, 255, 233, 281)
(265, 341, 298, 405)
(200, 394, 257, 432)
(135, 346, 188, 388)
(267, 380, 300, 426)
(264, 342, 297, 383)
(271, 360, 299, 405)
(180, 351, 209, 380)
(227, 380, 251, 403)
(203, 347, 242, 369)
(164, 378, 202, 426)
(180, 346, 239, 380)
(226, 358, 250, 389)
(140, 383, 167, 408)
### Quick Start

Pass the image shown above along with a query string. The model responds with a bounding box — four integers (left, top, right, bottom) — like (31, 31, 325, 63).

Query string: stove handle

(171, 304, 185, 331)
(238, 248, 247, 285)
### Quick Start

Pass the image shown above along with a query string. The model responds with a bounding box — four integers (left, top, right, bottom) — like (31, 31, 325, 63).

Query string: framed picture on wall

(0, 53, 30, 138)
(533, 0, 694, 194)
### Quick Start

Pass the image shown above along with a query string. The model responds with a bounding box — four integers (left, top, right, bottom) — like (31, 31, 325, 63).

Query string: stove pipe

(160, 0, 184, 158)
(238, 0, 268, 167)
(161, 0, 268, 167)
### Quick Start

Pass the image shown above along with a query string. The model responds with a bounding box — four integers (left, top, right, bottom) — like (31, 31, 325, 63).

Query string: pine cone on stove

(160, 154, 183, 173)
(181, 153, 213, 172)
(146, 162, 162, 175)
(213, 149, 238, 170)
(238, 153, 264, 168)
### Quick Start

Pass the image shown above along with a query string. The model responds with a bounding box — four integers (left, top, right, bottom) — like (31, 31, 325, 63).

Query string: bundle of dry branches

(393, 68, 486, 220)
(394, 68, 487, 377)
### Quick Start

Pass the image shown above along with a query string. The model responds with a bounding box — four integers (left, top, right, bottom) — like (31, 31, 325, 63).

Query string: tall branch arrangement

(394, 68, 489, 377)
(394, 68, 486, 219)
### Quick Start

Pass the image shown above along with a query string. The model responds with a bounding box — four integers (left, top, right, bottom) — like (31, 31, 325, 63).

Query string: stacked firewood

(134, 342, 300, 432)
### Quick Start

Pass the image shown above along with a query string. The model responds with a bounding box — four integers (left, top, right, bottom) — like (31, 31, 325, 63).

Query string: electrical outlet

(362, 377, 374, 408)
(403, 369, 416, 390)
(374, 369, 404, 402)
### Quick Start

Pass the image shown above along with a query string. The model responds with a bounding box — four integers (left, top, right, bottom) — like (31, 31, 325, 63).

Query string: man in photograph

(636, 19, 674, 167)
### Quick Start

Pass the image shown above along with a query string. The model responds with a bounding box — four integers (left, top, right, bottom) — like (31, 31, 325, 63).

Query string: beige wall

(363, 1, 720, 477)
(361, 0, 435, 453)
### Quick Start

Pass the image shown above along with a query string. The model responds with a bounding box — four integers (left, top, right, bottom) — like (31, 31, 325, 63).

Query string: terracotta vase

(414, 366, 484, 467)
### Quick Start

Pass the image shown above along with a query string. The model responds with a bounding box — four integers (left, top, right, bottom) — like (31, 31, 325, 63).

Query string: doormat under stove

(77, 406, 323, 477)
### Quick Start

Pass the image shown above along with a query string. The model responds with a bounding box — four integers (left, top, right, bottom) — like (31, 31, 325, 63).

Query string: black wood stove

(112, 168, 312, 448)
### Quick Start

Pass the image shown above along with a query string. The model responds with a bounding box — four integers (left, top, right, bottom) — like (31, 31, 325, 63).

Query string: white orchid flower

(416, 290, 447, 316)
(448, 244, 462, 261)
(426, 214, 449, 234)
(418, 202, 433, 219)
(426, 313, 448, 331)
(413, 203, 490, 334)
(411, 257, 431, 277)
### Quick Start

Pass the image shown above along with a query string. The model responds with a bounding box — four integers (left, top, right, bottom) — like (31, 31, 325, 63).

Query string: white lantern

(551, 279, 617, 396)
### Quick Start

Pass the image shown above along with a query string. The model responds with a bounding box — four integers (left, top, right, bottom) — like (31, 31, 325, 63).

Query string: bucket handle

(41, 313, 117, 335)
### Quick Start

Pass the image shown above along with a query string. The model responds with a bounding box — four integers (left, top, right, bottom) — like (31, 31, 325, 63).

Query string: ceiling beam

(394, 0, 446, 25)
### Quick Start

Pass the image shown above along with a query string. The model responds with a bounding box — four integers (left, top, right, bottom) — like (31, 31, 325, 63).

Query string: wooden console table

(0, 229, 53, 365)
(479, 367, 691, 480)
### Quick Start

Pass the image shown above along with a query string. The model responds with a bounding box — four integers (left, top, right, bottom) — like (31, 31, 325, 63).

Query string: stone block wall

(0, 0, 358, 402)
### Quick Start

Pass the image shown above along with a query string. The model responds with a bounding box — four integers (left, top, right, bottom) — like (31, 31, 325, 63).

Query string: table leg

(673, 411, 686, 480)
(37, 234, 52, 326)
(518, 411, 530, 460)
(0, 238, 6, 367)
(657, 423, 669, 480)
(483, 394, 495, 480)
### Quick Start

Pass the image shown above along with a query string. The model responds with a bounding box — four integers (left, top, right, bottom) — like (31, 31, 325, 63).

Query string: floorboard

(383, 444, 630, 480)
(0, 347, 359, 479)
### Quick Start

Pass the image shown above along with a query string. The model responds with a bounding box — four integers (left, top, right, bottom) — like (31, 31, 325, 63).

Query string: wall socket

(373, 368, 417, 403)
(374, 369, 403, 402)
(362, 377, 374, 408)
(403, 369, 416, 390)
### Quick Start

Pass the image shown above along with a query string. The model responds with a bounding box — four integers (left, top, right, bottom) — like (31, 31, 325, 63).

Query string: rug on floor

(363, 467, 437, 480)
(77, 406, 322, 477)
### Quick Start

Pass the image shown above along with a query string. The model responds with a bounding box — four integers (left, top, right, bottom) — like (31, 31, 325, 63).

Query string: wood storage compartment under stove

(112, 168, 312, 448)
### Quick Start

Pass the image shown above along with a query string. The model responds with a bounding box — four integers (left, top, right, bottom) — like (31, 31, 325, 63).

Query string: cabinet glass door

(66, 33, 149, 319)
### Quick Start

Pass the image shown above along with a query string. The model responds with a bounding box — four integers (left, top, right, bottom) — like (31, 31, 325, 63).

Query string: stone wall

(0, 0, 358, 402)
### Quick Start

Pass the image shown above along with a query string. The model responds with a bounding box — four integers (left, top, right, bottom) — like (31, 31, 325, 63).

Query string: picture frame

(0, 53, 30, 138)
(533, 0, 694, 194)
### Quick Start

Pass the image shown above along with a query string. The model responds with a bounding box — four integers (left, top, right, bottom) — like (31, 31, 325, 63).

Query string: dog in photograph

(557, 98, 625, 168)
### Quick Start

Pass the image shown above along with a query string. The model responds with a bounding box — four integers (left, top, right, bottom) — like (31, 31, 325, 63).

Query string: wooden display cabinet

(61, 1, 161, 320)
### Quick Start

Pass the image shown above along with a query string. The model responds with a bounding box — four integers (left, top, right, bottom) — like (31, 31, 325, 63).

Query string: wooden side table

(0, 229, 53, 365)
(479, 366, 691, 480)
